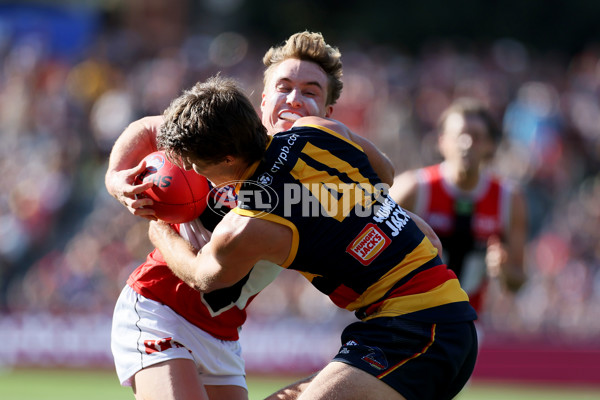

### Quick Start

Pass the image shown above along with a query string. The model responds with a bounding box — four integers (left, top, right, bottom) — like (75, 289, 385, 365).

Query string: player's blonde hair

(262, 31, 343, 106)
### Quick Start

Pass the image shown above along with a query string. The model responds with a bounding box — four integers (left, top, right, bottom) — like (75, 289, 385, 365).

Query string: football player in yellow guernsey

(150, 75, 478, 400)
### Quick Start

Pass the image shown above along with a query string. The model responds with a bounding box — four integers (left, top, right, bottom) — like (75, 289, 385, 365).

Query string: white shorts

(111, 285, 246, 388)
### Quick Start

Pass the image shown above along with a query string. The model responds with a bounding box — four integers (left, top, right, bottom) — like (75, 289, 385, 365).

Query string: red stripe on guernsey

(361, 265, 457, 316)
(328, 284, 361, 309)
(377, 324, 436, 379)
(395, 265, 457, 296)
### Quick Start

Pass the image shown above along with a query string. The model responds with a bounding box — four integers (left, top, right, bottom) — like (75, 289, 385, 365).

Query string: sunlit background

(0, 0, 599, 391)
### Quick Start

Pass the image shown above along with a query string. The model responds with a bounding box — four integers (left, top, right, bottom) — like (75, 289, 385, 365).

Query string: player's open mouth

(279, 111, 302, 121)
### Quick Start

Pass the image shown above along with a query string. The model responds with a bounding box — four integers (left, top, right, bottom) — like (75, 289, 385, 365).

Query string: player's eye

(276, 83, 292, 92)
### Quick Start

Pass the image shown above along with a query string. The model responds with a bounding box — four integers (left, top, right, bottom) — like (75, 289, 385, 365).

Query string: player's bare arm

(389, 171, 419, 211)
(346, 132, 395, 185)
(105, 115, 164, 218)
(487, 187, 527, 292)
(149, 212, 292, 292)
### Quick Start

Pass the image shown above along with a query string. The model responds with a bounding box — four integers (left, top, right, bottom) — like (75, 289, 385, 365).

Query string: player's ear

(260, 92, 267, 110)
(324, 104, 334, 117)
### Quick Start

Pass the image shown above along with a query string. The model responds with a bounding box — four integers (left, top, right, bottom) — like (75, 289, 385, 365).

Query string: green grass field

(1, 368, 599, 399)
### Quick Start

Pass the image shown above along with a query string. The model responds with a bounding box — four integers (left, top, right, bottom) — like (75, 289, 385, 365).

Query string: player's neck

(442, 161, 480, 191)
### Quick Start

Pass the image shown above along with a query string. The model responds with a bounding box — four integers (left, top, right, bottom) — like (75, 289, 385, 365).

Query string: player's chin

(274, 120, 294, 133)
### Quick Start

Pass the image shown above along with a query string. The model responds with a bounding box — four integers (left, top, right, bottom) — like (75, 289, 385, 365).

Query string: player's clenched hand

(106, 159, 157, 220)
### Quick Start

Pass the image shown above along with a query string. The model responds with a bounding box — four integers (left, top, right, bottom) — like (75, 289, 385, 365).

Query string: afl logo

(208, 179, 279, 218)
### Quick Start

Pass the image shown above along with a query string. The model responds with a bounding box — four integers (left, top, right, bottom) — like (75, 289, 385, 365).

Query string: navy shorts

(332, 316, 478, 400)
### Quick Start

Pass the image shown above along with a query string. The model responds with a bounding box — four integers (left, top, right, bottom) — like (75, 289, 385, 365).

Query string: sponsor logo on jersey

(257, 172, 273, 186)
(361, 346, 388, 370)
(346, 223, 391, 265)
(270, 133, 299, 173)
(373, 194, 411, 237)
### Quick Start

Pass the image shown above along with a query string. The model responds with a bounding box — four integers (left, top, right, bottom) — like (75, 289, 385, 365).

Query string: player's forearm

(501, 245, 526, 292)
(355, 138, 395, 185)
(105, 116, 162, 195)
(148, 220, 235, 293)
(503, 189, 528, 292)
(502, 263, 526, 292)
(368, 151, 395, 186)
(148, 220, 206, 290)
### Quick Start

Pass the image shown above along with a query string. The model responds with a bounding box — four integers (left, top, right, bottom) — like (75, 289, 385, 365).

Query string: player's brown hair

(158, 75, 268, 165)
(262, 31, 343, 106)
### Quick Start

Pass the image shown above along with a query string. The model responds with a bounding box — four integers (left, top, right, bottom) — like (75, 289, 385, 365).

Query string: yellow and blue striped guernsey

(233, 124, 477, 323)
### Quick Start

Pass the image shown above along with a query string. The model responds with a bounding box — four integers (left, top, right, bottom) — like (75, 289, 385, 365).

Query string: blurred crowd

(1, 3, 599, 345)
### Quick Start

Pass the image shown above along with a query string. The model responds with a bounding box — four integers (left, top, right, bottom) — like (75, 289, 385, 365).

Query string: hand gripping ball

(135, 151, 210, 223)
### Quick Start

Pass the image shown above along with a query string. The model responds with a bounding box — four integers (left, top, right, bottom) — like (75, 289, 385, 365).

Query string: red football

(135, 151, 210, 223)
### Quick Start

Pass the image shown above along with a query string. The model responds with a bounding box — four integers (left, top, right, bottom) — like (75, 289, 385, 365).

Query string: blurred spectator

(1, 2, 599, 345)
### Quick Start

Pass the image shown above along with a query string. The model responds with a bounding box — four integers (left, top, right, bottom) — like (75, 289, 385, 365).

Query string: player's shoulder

(292, 116, 352, 140)
(136, 115, 164, 132)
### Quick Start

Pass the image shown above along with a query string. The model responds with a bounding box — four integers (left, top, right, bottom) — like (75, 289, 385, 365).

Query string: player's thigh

(264, 374, 316, 400)
(132, 358, 208, 400)
(297, 361, 405, 400)
(206, 384, 248, 400)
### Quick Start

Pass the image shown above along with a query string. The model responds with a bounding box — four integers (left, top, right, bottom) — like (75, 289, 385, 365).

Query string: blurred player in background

(148, 75, 478, 400)
(390, 98, 528, 326)
(106, 31, 401, 400)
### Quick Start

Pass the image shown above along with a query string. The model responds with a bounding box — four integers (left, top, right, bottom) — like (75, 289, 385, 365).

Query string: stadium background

(0, 0, 599, 395)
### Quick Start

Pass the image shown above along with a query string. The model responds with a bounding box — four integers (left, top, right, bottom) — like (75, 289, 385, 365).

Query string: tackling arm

(105, 115, 163, 219)
(148, 212, 291, 292)
(389, 171, 419, 211)
(346, 132, 395, 186)
(293, 116, 395, 185)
